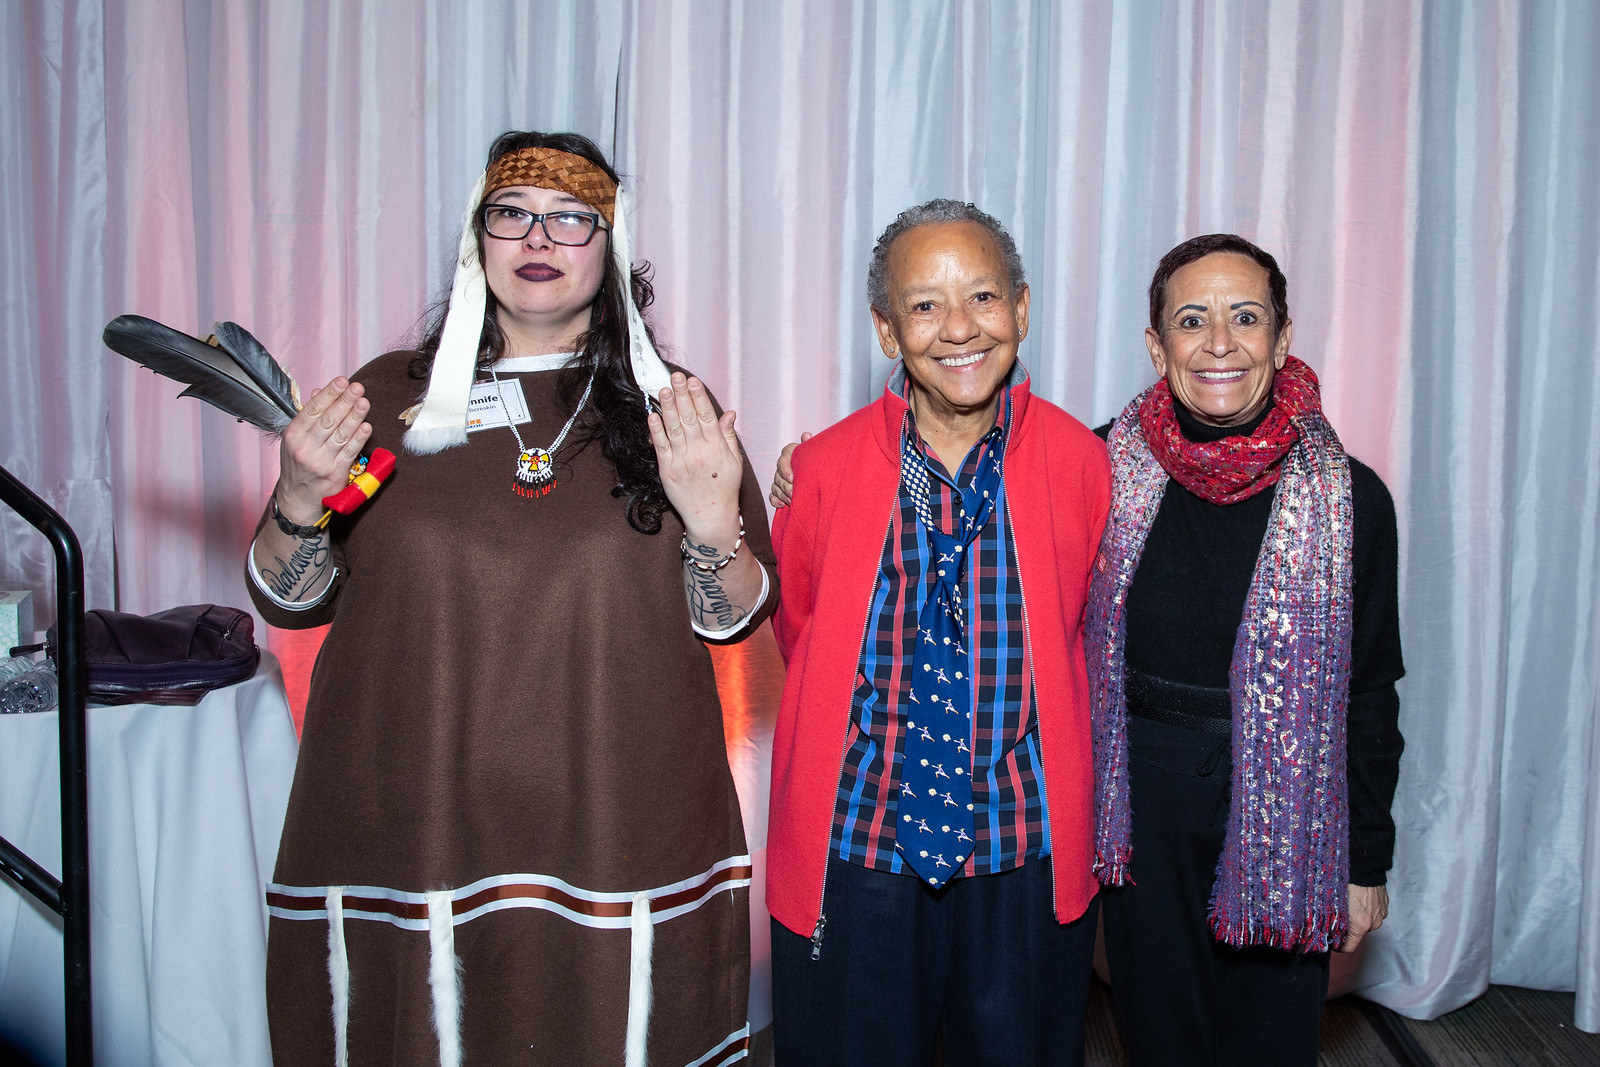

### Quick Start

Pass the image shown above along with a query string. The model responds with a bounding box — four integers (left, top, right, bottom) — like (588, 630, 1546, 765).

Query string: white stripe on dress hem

(268, 855, 752, 931)
(683, 1024, 752, 1067)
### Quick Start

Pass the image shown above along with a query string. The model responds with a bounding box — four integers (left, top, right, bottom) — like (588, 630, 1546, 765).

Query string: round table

(0, 652, 298, 1066)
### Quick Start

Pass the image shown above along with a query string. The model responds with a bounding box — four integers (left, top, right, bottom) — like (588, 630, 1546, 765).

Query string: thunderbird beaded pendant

(488, 368, 594, 501)
(514, 448, 557, 498)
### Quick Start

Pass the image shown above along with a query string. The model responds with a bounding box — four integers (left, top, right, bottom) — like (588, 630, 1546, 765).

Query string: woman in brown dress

(246, 130, 773, 1067)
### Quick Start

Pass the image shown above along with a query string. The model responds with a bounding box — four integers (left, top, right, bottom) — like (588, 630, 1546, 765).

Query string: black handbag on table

(47, 604, 261, 706)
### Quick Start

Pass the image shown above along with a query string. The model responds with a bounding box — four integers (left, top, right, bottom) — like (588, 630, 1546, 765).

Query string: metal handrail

(0, 463, 92, 1065)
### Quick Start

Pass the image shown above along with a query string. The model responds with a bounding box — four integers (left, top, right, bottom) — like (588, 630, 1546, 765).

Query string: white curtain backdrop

(4, 0, 1598, 1037)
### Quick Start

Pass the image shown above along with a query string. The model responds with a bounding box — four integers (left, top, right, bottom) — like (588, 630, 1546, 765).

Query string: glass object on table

(0, 655, 37, 682)
(0, 661, 58, 713)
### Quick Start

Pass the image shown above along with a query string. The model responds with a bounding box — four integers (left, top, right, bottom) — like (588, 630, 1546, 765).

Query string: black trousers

(1100, 715, 1330, 1067)
(771, 854, 1098, 1067)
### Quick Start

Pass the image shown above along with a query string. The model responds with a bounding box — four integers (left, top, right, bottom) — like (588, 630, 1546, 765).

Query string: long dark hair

(412, 130, 669, 534)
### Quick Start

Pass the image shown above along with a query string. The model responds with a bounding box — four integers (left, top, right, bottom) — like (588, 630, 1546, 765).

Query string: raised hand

(647, 372, 768, 633)
(275, 377, 372, 525)
(648, 372, 743, 546)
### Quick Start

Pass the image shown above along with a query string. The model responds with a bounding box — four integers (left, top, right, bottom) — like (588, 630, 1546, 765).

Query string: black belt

(1125, 669, 1232, 735)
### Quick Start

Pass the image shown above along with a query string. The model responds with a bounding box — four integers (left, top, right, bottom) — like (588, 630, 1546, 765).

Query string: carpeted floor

(757, 980, 1600, 1065)
(1085, 979, 1600, 1067)
(10, 984, 1593, 1065)
(1396, 986, 1600, 1067)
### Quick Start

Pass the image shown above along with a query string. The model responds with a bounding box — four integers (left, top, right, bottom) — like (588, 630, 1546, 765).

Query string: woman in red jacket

(766, 198, 1110, 1066)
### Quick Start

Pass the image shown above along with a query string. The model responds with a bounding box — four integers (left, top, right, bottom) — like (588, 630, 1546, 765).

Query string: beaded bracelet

(680, 514, 745, 574)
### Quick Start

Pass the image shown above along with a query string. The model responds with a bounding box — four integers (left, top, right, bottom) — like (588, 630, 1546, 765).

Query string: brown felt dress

(249, 351, 774, 1066)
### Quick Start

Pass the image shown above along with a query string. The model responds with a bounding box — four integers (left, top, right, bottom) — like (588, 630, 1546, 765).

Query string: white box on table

(0, 590, 34, 654)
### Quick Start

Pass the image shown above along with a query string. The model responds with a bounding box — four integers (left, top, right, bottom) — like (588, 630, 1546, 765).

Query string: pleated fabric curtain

(3, 0, 1598, 1037)
(1385, 0, 1600, 1028)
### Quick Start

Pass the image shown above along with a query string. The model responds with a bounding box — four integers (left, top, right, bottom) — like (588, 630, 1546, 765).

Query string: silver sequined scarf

(1087, 385, 1355, 952)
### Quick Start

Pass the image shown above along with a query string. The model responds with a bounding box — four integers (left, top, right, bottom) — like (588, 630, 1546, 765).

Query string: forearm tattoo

(260, 536, 332, 601)
(683, 537, 749, 632)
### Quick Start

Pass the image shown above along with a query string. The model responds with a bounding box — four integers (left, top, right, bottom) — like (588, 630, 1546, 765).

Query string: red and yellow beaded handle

(315, 447, 397, 527)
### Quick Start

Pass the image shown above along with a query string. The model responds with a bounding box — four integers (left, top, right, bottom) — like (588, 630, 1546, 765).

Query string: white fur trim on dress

(611, 186, 671, 406)
(326, 887, 350, 1067)
(427, 890, 463, 1067)
(404, 173, 486, 455)
(625, 891, 654, 1067)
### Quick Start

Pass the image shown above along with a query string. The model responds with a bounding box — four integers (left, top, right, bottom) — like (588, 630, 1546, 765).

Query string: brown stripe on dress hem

(267, 865, 753, 923)
(453, 865, 753, 918)
(266, 890, 430, 920)
(643, 864, 753, 914)
(703, 1037, 751, 1067)
(266, 891, 340, 914)
(454, 881, 633, 918)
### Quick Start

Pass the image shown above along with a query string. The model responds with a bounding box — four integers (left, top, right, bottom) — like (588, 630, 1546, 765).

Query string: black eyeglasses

(480, 204, 608, 246)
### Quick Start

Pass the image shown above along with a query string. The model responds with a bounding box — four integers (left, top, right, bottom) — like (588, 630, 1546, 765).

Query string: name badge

(467, 378, 529, 432)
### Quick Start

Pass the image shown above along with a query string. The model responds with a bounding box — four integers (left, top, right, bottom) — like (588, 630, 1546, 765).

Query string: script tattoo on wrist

(684, 537, 747, 631)
(261, 536, 331, 600)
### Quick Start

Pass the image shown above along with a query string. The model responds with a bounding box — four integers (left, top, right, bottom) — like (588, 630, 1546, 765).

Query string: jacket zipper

(813, 506, 897, 961)
(809, 913, 827, 960)
(1012, 523, 1058, 917)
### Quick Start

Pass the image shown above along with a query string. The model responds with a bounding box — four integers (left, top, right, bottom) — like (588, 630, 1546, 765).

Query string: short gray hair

(866, 198, 1026, 314)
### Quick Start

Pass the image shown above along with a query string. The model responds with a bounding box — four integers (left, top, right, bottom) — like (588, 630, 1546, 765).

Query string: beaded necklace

(487, 366, 594, 498)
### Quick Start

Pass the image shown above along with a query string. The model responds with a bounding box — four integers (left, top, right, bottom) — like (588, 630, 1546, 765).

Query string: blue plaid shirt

(831, 368, 1050, 878)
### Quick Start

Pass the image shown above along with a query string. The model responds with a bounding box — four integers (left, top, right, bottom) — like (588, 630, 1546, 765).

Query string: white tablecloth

(0, 652, 298, 1066)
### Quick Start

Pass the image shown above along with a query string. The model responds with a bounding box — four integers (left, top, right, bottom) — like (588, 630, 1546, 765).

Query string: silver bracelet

(681, 515, 745, 573)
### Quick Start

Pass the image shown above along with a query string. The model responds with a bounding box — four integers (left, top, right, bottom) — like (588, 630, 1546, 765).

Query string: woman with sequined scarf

(1089, 233, 1405, 1066)
(246, 131, 774, 1065)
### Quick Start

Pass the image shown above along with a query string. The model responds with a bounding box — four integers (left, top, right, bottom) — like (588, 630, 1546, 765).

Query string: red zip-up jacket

(768, 370, 1111, 938)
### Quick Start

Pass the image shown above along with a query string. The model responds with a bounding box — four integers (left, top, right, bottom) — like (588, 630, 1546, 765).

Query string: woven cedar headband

(484, 146, 618, 226)
(402, 141, 668, 455)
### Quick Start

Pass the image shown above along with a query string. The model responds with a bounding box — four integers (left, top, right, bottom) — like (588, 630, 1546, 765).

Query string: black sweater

(1099, 403, 1405, 885)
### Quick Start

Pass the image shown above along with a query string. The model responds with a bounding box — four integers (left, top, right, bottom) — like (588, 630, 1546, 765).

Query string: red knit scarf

(1137, 356, 1322, 504)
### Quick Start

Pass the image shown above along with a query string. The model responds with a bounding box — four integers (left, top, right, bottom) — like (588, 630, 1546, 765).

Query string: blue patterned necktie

(894, 423, 1003, 887)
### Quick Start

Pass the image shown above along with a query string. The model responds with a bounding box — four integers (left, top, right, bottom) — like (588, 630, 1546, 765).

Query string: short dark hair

(867, 199, 1026, 314)
(1148, 233, 1289, 335)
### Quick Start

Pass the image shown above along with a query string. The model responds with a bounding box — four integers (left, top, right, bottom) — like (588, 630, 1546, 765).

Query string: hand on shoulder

(768, 431, 813, 508)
